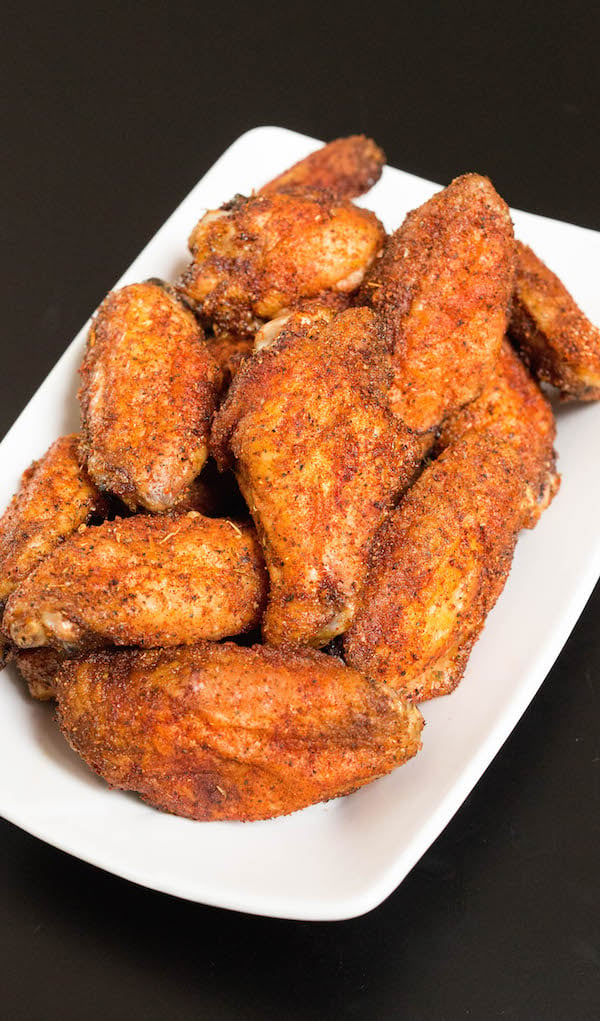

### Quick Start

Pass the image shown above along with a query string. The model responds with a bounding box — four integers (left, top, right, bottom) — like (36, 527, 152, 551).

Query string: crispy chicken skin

(79, 282, 221, 512)
(438, 340, 559, 525)
(509, 240, 600, 400)
(212, 307, 421, 647)
(11, 647, 66, 700)
(344, 343, 558, 700)
(55, 643, 424, 822)
(360, 174, 515, 434)
(177, 189, 385, 338)
(4, 512, 266, 651)
(0, 434, 106, 604)
(260, 135, 386, 199)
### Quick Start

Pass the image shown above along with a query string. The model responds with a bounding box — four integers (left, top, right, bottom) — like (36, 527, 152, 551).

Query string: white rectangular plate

(1, 127, 599, 922)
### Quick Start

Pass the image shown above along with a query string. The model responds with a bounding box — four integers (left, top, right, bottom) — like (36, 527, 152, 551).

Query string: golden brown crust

(55, 643, 423, 822)
(259, 135, 386, 199)
(509, 240, 600, 400)
(211, 307, 422, 647)
(438, 339, 559, 527)
(4, 512, 267, 651)
(12, 647, 67, 700)
(177, 190, 385, 337)
(79, 282, 221, 512)
(345, 433, 528, 699)
(344, 344, 559, 700)
(360, 173, 515, 433)
(0, 435, 106, 604)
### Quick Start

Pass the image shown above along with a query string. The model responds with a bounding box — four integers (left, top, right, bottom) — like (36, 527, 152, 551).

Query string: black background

(2, 2, 599, 1018)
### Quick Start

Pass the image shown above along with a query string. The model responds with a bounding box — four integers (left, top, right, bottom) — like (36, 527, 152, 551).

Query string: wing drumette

(177, 189, 385, 339)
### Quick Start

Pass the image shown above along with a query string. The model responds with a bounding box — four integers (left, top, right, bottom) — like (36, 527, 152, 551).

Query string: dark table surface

(2, 3, 599, 1018)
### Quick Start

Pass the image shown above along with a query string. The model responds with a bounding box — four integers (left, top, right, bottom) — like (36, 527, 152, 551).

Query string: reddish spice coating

(3, 512, 267, 652)
(177, 189, 385, 338)
(79, 282, 221, 512)
(509, 240, 600, 400)
(11, 647, 67, 700)
(259, 135, 386, 199)
(437, 340, 559, 526)
(0, 434, 106, 604)
(360, 173, 515, 434)
(212, 307, 422, 647)
(54, 642, 424, 822)
(344, 343, 559, 700)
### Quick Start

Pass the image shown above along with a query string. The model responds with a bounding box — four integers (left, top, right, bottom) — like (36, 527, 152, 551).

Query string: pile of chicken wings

(2, 136, 599, 822)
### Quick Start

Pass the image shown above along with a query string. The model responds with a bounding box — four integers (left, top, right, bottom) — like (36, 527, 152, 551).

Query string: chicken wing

(344, 343, 558, 700)
(259, 135, 385, 199)
(4, 512, 266, 651)
(212, 306, 421, 647)
(79, 282, 221, 512)
(509, 240, 600, 400)
(359, 173, 515, 434)
(0, 434, 106, 604)
(177, 189, 385, 338)
(55, 642, 423, 822)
